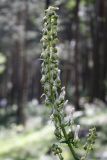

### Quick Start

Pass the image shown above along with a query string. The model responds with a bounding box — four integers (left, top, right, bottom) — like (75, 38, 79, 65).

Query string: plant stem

(57, 115, 80, 160)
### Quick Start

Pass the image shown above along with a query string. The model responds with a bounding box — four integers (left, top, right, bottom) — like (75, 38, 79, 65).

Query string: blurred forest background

(0, 0, 107, 160)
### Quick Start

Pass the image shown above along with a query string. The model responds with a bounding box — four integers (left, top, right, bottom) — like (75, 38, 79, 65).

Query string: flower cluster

(41, 6, 60, 107)
(41, 6, 96, 160)
(51, 144, 63, 160)
(41, 7, 66, 160)
(81, 127, 97, 160)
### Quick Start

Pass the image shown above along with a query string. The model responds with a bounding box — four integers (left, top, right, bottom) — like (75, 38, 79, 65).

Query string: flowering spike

(41, 6, 96, 160)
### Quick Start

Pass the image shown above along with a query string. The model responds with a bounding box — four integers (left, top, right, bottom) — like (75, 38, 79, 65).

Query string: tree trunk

(90, 0, 107, 102)
(12, 0, 29, 125)
(89, 0, 100, 101)
(74, 0, 80, 110)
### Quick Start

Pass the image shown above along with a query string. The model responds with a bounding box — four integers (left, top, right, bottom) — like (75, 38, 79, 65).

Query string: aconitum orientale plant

(41, 6, 97, 160)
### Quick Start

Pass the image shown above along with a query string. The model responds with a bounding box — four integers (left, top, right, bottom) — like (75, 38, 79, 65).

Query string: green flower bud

(44, 30, 48, 36)
(41, 75, 46, 84)
(43, 44, 47, 50)
(52, 86, 57, 93)
(52, 47, 57, 53)
(47, 25, 51, 31)
(45, 98, 50, 107)
(83, 143, 88, 150)
(52, 21, 57, 26)
(54, 128, 62, 140)
(44, 84, 49, 92)
(51, 15, 58, 20)
(48, 12, 55, 17)
(67, 131, 74, 140)
(56, 78, 61, 88)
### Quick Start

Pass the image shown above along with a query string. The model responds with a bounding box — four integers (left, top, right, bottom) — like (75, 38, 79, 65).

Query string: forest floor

(0, 99, 107, 160)
(0, 124, 54, 160)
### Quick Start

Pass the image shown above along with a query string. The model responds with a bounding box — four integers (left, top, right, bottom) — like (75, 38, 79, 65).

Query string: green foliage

(66, 0, 76, 10)
(66, 0, 95, 10)
(0, 125, 54, 160)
